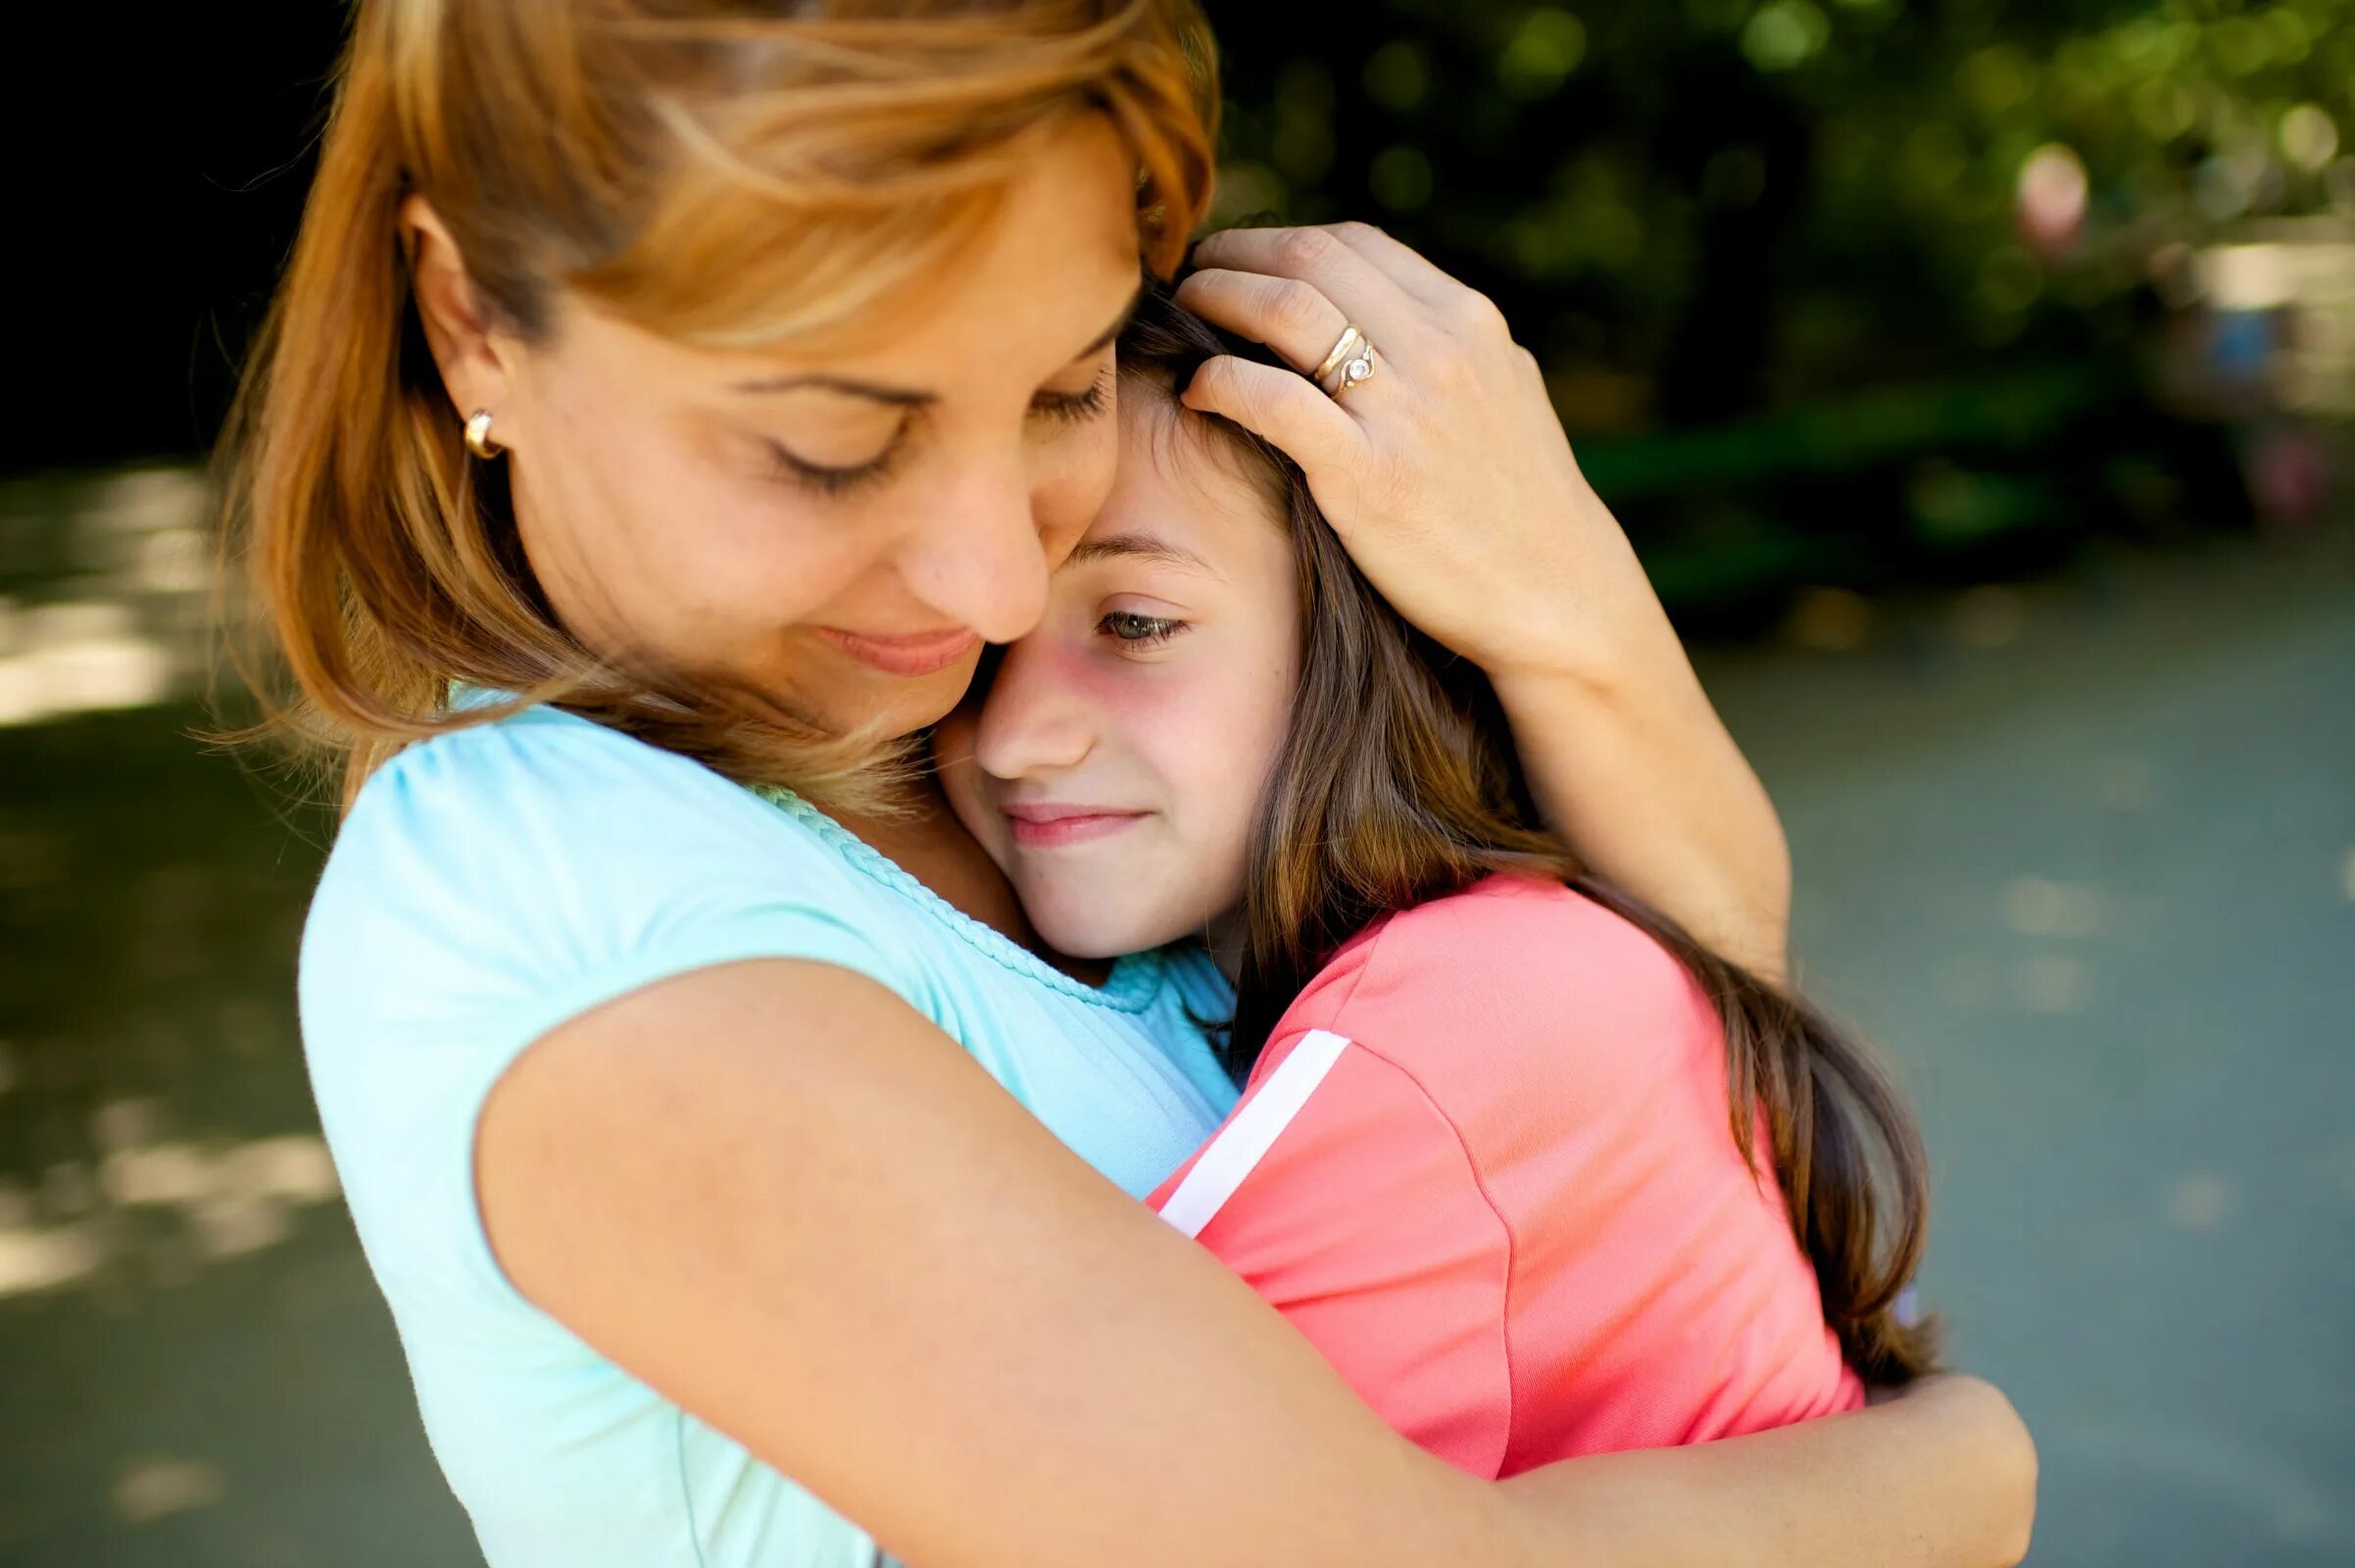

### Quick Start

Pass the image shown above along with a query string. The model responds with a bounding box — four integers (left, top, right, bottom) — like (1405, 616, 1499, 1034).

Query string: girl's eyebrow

(1063, 529, 1220, 577)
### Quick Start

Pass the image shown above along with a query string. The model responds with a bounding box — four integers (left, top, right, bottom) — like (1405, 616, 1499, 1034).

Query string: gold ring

(1317, 337, 1378, 398)
(1310, 326, 1365, 388)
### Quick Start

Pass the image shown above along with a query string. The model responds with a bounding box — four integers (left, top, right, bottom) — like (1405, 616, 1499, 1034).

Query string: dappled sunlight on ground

(0, 1123, 340, 1298)
(0, 468, 214, 728)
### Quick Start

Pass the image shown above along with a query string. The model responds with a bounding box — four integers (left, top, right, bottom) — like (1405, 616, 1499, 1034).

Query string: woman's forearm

(1490, 572, 1792, 980)
(1497, 1374, 2037, 1568)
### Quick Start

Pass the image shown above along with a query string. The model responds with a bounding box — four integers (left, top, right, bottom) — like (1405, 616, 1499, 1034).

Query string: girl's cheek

(1145, 660, 1280, 819)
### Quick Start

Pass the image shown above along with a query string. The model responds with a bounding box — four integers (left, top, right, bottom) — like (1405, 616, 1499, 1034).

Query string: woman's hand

(1175, 222, 1630, 683)
(1176, 224, 1793, 976)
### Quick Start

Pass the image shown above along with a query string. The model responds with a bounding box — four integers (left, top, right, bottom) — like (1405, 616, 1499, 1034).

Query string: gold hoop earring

(464, 409, 505, 461)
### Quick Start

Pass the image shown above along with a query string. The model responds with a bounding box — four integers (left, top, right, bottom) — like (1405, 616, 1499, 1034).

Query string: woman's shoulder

(298, 707, 920, 1330)
(303, 706, 909, 1043)
(345, 703, 750, 834)
(324, 706, 850, 898)
(1283, 874, 1709, 1083)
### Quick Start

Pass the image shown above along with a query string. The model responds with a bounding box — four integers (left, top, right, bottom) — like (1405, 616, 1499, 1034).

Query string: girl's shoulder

(1316, 873, 1693, 1004)
(1272, 873, 1711, 1092)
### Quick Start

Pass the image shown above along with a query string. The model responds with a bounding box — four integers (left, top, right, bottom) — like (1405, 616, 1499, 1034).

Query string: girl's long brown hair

(221, 0, 1217, 812)
(1120, 286, 1939, 1384)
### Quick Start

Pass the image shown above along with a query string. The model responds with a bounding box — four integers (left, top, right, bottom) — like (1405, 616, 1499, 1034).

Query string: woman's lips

(815, 626, 981, 678)
(1001, 802, 1149, 850)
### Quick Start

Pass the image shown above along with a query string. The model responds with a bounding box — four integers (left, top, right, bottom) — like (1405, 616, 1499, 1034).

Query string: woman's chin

(764, 651, 982, 744)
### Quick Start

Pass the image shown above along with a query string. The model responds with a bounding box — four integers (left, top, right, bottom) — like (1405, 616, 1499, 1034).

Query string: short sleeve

(298, 710, 915, 1331)
(1147, 1029, 1514, 1478)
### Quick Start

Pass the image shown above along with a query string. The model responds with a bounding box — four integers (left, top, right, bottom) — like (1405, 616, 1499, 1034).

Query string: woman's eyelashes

(761, 368, 1108, 499)
(1098, 610, 1189, 648)
(763, 435, 905, 498)
(1033, 365, 1112, 427)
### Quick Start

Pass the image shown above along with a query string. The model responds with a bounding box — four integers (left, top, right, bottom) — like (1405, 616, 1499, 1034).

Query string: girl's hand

(1174, 222, 1645, 686)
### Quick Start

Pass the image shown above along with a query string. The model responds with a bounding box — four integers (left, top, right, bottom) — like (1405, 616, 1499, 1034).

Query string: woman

(232, 3, 2036, 1565)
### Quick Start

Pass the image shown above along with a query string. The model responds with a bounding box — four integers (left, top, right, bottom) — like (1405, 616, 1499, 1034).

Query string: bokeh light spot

(1742, 0, 1831, 72)
(2281, 105, 2340, 172)
(1362, 39, 1430, 112)
(1499, 9, 1589, 98)
(1369, 145, 1436, 212)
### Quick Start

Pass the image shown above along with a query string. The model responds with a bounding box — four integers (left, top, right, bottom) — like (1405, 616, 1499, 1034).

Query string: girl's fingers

(1173, 267, 1359, 382)
(1188, 225, 1432, 357)
(1179, 355, 1369, 494)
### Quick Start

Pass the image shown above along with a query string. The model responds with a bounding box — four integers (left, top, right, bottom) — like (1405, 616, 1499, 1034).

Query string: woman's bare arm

(1486, 587, 1793, 980)
(1498, 1374, 2036, 1568)
(478, 958, 2031, 1568)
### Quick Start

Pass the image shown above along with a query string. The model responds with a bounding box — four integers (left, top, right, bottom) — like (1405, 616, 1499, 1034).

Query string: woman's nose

(970, 634, 1095, 781)
(899, 454, 1052, 645)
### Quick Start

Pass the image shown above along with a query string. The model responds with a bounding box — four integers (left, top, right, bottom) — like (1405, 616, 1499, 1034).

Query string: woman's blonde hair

(221, 0, 1217, 810)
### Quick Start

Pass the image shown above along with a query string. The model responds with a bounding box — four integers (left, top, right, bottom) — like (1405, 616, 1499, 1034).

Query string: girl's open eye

(1098, 610, 1188, 647)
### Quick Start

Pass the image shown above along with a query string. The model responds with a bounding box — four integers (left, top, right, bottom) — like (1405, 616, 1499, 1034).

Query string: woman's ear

(400, 195, 513, 425)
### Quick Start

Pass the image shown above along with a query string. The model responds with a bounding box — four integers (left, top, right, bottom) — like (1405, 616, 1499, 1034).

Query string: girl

(937, 285, 1937, 1471)
(245, 2, 2034, 1563)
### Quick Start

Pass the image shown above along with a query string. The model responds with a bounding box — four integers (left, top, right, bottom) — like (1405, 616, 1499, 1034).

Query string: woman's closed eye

(767, 367, 1106, 497)
(1032, 365, 1112, 427)
(763, 435, 905, 497)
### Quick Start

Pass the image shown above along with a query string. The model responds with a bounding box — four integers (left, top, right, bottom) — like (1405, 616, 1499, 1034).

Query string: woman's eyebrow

(726, 373, 936, 406)
(1064, 529, 1220, 577)
(729, 290, 1139, 404)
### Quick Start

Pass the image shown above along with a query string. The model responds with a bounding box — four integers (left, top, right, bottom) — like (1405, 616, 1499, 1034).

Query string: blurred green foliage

(1203, 1, 2352, 611)
(1207, 0, 2354, 427)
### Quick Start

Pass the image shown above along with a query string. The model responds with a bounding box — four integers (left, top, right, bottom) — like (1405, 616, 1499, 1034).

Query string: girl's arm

(1174, 222, 1791, 977)
(478, 957, 2034, 1568)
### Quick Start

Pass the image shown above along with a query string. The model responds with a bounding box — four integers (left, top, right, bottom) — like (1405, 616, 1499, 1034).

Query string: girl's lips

(815, 626, 980, 677)
(1002, 804, 1149, 850)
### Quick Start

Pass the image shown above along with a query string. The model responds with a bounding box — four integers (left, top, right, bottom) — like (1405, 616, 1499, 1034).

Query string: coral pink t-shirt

(1149, 874, 1865, 1475)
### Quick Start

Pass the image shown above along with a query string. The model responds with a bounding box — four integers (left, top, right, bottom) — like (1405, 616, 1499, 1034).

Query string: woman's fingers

(1188, 224, 1432, 358)
(1316, 220, 1460, 310)
(1180, 355, 1368, 493)
(1173, 268, 1360, 383)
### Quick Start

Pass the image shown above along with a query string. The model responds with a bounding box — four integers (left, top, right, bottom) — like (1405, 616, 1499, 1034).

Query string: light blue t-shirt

(299, 705, 1239, 1567)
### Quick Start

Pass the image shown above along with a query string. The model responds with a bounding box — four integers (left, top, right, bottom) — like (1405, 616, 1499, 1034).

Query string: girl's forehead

(1103, 394, 1284, 546)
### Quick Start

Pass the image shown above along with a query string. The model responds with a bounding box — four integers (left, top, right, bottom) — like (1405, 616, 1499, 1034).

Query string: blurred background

(1, 1, 2349, 1563)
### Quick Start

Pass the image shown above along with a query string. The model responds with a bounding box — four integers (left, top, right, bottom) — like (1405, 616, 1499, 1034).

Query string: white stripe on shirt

(1155, 1028, 1353, 1239)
